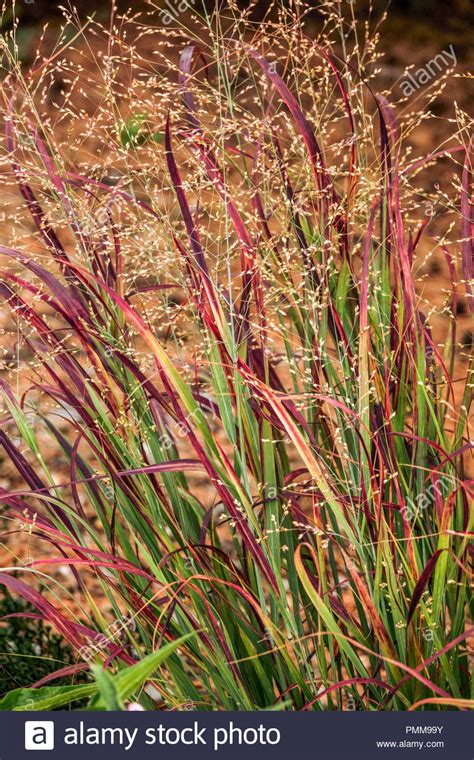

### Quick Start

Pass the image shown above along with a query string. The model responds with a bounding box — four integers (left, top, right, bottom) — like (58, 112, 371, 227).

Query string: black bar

(2, 711, 472, 759)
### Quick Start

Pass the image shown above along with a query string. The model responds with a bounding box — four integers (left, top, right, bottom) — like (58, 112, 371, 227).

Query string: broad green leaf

(90, 665, 123, 711)
(0, 684, 96, 711)
(92, 633, 195, 709)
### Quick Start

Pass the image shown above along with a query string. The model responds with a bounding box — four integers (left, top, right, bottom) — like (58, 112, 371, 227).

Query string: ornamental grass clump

(0, 2, 471, 711)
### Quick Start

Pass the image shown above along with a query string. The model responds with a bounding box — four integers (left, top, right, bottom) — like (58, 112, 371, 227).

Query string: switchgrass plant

(0, 2, 472, 711)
